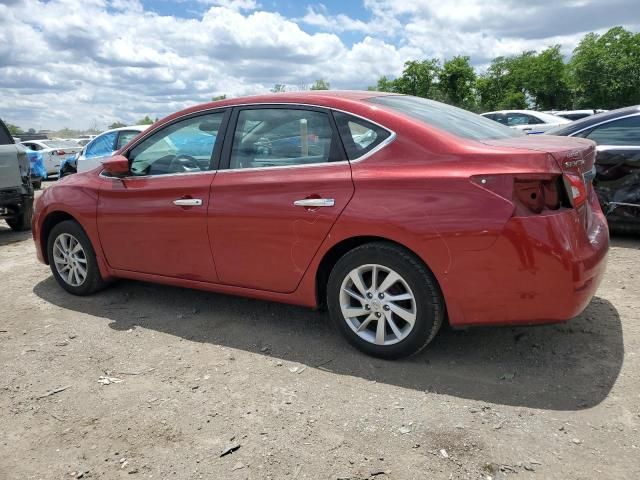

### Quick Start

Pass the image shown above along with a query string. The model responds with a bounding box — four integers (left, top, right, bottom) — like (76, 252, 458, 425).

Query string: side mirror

(102, 154, 129, 176)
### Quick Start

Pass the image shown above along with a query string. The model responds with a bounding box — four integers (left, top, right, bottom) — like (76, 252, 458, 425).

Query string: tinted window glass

(229, 109, 333, 169)
(116, 130, 140, 149)
(585, 115, 640, 146)
(369, 96, 521, 141)
(333, 111, 390, 160)
(129, 112, 223, 176)
(85, 132, 117, 159)
(0, 120, 13, 145)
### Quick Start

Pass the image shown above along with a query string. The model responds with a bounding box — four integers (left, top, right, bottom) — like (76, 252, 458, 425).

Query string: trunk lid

(482, 136, 598, 227)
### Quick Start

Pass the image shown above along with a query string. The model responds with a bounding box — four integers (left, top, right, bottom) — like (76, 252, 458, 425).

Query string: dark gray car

(0, 119, 34, 231)
(547, 106, 640, 232)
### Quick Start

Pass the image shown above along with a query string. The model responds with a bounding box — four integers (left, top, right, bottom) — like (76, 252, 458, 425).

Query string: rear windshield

(42, 140, 79, 148)
(368, 95, 521, 141)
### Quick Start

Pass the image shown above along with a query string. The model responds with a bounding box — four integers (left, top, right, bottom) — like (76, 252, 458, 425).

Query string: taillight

(54, 150, 66, 156)
(562, 173, 587, 208)
(513, 176, 562, 214)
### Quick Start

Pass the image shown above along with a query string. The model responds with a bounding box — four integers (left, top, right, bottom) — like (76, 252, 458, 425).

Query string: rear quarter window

(368, 96, 521, 141)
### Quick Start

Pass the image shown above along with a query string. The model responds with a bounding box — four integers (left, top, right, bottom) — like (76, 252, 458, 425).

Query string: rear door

(209, 105, 354, 293)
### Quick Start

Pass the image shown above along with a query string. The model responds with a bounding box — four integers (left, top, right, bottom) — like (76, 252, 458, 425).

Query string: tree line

(368, 26, 640, 112)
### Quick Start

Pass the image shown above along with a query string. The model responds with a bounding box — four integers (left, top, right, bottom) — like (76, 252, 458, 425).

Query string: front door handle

(293, 198, 335, 208)
(173, 198, 203, 206)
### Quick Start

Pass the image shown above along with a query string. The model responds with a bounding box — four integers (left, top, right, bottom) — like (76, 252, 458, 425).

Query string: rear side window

(585, 115, 640, 146)
(333, 111, 390, 160)
(229, 108, 334, 169)
(368, 95, 521, 141)
(0, 120, 13, 145)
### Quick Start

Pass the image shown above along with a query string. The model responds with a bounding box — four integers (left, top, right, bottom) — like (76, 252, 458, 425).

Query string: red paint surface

(33, 91, 609, 327)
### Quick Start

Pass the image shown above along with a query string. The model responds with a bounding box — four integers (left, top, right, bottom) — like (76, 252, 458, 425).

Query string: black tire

(327, 242, 444, 359)
(6, 198, 33, 231)
(47, 220, 107, 295)
(33, 180, 42, 190)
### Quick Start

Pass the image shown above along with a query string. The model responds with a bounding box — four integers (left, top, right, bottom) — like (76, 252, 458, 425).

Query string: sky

(1, 0, 639, 131)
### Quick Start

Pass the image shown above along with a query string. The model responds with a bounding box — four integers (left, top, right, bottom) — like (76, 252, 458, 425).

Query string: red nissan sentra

(32, 91, 609, 359)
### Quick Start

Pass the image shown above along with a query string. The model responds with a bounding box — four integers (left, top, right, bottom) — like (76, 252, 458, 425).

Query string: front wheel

(6, 199, 33, 231)
(327, 242, 444, 359)
(47, 220, 107, 295)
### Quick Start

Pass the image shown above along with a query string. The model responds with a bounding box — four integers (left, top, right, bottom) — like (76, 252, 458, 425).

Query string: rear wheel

(47, 220, 106, 295)
(327, 242, 444, 359)
(6, 199, 33, 231)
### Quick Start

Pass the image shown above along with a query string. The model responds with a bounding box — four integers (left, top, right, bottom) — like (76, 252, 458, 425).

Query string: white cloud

(0, 0, 638, 130)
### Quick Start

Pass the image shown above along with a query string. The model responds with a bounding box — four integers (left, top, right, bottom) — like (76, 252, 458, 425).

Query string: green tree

(136, 115, 155, 125)
(368, 75, 398, 92)
(4, 122, 23, 135)
(310, 79, 330, 90)
(394, 59, 441, 98)
(212, 94, 227, 101)
(440, 56, 477, 109)
(570, 27, 640, 108)
(108, 121, 127, 129)
(271, 84, 286, 93)
(526, 46, 571, 110)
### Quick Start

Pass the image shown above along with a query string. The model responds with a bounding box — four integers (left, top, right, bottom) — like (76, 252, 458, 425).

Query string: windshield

(42, 140, 79, 148)
(368, 95, 522, 141)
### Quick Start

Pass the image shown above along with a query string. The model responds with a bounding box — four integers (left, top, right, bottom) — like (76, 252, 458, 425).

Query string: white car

(19, 139, 83, 175)
(481, 110, 571, 134)
(76, 125, 149, 173)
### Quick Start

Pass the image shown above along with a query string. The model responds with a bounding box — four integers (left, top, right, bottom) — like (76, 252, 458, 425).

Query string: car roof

(547, 105, 640, 136)
(482, 110, 569, 123)
(154, 90, 394, 126)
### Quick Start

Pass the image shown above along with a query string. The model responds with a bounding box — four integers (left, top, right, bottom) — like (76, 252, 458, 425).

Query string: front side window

(333, 111, 390, 160)
(369, 95, 521, 141)
(229, 108, 334, 169)
(129, 112, 223, 176)
(85, 132, 117, 159)
(585, 115, 640, 146)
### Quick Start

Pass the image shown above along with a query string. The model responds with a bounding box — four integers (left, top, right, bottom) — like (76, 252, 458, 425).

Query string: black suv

(0, 119, 34, 231)
(547, 106, 640, 232)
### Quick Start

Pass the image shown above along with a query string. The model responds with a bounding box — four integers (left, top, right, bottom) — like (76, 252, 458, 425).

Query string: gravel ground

(1, 198, 639, 479)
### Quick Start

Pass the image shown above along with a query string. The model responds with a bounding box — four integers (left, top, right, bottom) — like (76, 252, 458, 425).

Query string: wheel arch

(314, 235, 443, 311)
(39, 210, 80, 264)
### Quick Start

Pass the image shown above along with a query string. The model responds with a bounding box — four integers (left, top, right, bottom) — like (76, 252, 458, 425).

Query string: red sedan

(32, 91, 609, 359)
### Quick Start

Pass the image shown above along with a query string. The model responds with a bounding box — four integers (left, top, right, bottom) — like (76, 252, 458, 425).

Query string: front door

(210, 106, 354, 293)
(97, 111, 227, 282)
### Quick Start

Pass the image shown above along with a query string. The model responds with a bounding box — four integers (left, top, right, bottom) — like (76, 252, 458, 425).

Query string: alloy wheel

(339, 264, 417, 346)
(52, 233, 88, 287)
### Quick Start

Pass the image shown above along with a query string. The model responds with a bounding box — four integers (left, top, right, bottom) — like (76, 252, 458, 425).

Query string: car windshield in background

(43, 140, 79, 148)
(368, 95, 522, 141)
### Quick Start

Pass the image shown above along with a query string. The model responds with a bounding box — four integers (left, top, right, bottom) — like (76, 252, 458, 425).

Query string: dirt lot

(1, 202, 639, 479)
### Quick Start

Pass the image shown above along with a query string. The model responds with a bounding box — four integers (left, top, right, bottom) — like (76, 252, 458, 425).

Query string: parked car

(0, 119, 33, 231)
(547, 109, 608, 121)
(546, 105, 640, 232)
(59, 125, 148, 177)
(33, 92, 609, 359)
(481, 110, 570, 134)
(20, 139, 82, 176)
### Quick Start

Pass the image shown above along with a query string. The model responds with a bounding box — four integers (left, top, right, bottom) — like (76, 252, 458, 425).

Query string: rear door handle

(293, 198, 335, 208)
(173, 198, 203, 206)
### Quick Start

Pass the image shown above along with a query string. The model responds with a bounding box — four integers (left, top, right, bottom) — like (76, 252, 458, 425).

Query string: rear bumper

(442, 203, 609, 327)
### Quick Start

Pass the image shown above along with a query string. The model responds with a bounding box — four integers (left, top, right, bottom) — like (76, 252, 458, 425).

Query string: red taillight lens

(563, 173, 587, 208)
(55, 150, 66, 156)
